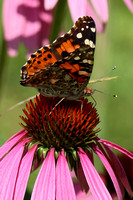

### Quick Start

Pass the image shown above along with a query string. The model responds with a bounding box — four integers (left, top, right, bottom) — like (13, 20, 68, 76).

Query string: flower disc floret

(20, 95, 100, 151)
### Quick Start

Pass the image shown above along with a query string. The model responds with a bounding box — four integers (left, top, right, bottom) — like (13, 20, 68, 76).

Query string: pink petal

(2, 0, 25, 56)
(78, 147, 112, 200)
(86, 4, 105, 33)
(6, 129, 26, 142)
(76, 161, 89, 193)
(56, 149, 76, 200)
(22, 2, 53, 55)
(31, 148, 55, 200)
(7, 48, 18, 57)
(44, 0, 58, 10)
(0, 131, 29, 159)
(99, 139, 133, 159)
(103, 144, 133, 196)
(68, 0, 105, 33)
(74, 182, 93, 200)
(2, 0, 25, 40)
(0, 140, 27, 199)
(123, 0, 133, 13)
(86, 149, 94, 164)
(2, 0, 53, 57)
(90, 0, 108, 22)
(67, 0, 89, 22)
(94, 146, 123, 200)
(13, 144, 38, 200)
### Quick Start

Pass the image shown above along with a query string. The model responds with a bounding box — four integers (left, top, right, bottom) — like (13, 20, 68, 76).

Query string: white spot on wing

(90, 27, 95, 32)
(74, 56, 80, 60)
(82, 59, 93, 65)
(78, 71, 88, 75)
(90, 40, 95, 48)
(88, 51, 93, 54)
(84, 39, 90, 45)
(76, 32, 82, 39)
(88, 60, 94, 64)
(83, 59, 88, 63)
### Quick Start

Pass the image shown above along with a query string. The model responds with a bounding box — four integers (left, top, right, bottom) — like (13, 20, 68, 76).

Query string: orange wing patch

(60, 62, 79, 73)
(21, 46, 58, 79)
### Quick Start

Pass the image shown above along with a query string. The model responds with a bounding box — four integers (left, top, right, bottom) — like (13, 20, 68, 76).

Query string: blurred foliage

(0, 0, 133, 196)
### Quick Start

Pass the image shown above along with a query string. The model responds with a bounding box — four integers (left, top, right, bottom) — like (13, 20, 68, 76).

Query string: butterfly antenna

(97, 66, 117, 80)
(94, 89, 117, 98)
(91, 66, 117, 85)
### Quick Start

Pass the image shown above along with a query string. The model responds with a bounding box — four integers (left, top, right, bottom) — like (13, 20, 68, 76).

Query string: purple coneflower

(2, 0, 53, 57)
(44, 0, 133, 32)
(44, 0, 108, 33)
(0, 94, 132, 199)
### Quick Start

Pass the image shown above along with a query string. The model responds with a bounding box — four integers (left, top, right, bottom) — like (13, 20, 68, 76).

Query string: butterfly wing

(20, 16, 96, 98)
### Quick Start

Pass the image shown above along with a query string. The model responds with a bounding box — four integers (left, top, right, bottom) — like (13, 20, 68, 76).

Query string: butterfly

(20, 16, 96, 99)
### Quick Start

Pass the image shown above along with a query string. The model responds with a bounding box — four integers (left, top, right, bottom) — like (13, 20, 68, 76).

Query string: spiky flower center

(20, 95, 100, 152)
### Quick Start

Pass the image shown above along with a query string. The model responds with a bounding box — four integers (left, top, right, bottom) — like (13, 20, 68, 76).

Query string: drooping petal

(6, 129, 27, 142)
(0, 140, 27, 200)
(99, 139, 133, 159)
(44, 0, 58, 10)
(86, 149, 94, 164)
(123, 0, 133, 13)
(67, 0, 88, 22)
(13, 144, 38, 200)
(86, 4, 105, 33)
(0, 130, 27, 159)
(78, 147, 112, 200)
(94, 146, 123, 200)
(103, 144, 133, 196)
(38, 8, 53, 46)
(90, 0, 108, 22)
(31, 148, 55, 200)
(22, 1, 53, 55)
(2, 0, 25, 56)
(74, 182, 93, 200)
(76, 161, 89, 193)
(2, 0, 53, 57)
(56, 149, 76, 200)
(67, 0, 105, 33)
(2, 0, 41, 56)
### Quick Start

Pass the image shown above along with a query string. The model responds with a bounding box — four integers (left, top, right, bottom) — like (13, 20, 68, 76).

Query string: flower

(44, 0, 133, 33)
(103, 153, 133, 199)
(45, 0, 108, 33)
(0, 94, 133, 199)
(123, 0, 133, 13)
(2, 0, 53, 57)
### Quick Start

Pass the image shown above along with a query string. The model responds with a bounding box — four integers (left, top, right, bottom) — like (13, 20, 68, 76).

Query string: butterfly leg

(49, 97, 65, 116)
(90, 95, 97, 107)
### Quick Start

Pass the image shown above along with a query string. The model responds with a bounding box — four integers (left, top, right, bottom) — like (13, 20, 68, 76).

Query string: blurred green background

(0, 0, 133, 197)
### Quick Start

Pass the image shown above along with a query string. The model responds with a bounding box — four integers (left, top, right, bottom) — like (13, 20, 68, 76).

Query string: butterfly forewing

(20, 16, 96, 99)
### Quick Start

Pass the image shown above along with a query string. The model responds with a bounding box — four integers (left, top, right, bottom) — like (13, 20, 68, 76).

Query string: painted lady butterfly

(20, 16, 96, 99)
